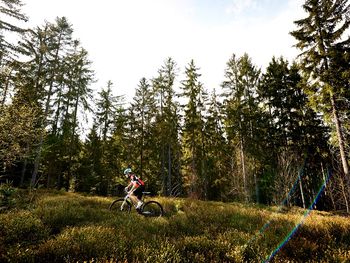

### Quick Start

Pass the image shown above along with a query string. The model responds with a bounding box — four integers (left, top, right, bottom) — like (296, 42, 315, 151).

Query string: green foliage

(32, 193, 112, 233)
(290, 0, 350, 180)
(1, 0, 350, 220)
(0, 103, 40, 169)
(0, 191, 349, 262)
(0, 211, 49, 245)
(0, 182, 16, 209)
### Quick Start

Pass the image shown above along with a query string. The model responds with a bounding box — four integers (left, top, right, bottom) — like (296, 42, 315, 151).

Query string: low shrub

(178, 235, 231, 262)
(0, 211, 49, 245)
(33, 226, 129, 262)
(33, 194, 111, 233)
(0, 210, 49, 263)
(0, 182, 16, 210)
(1, 191, 350, 262)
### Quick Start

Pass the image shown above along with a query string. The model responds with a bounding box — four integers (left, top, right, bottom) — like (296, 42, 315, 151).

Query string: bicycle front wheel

(109, 199, 131, 213)
(141, 201, 164, 217)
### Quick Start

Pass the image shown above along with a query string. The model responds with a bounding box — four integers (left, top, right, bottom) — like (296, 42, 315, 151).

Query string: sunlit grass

(0, 190, 349, 262)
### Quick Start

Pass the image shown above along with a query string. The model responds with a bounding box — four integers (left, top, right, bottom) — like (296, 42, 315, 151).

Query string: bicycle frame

(109, 191, 164, 217)
(122, 191, 150, 209)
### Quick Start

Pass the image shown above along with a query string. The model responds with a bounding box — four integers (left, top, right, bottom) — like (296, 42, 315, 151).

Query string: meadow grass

(0, 190, 349, 262)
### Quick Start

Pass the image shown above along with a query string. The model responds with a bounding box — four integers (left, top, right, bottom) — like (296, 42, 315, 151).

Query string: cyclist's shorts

(133, 185, 145, 200)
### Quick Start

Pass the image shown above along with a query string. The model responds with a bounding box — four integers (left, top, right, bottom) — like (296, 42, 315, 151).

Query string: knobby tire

(109, 198, 131, 213)
(141, 200, 164, 217)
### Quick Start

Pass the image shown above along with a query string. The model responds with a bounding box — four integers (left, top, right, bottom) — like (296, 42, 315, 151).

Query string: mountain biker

(124, 168, 145, 210)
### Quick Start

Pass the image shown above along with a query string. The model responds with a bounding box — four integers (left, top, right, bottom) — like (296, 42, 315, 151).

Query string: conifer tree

(76, 124, 102, 193)
(130, 77, 156, 181)
(181, 59, 207, 198)
(0, 0, 27, 64)
(152, 58, 182, 196)
(95, 81, 119, 141)
(221, 53, 261, 202)
(291, 0, 350, 178)
(203, 89, 228, 200)
(94, 81, 122, 194)
(258, 57, 329, 205)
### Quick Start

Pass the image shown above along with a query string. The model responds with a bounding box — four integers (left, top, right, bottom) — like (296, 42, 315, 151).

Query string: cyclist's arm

(125, 182, 133, 192)
(128, 183, 138, 194)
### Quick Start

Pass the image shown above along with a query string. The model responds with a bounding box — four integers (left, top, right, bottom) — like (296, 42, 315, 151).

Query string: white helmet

(124, 168, 132, 176)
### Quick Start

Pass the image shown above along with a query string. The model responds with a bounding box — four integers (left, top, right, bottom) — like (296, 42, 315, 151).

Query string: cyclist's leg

(134, 185, 144, 200)
(129, 192, 138, 206)
(133, 186, 145, 208)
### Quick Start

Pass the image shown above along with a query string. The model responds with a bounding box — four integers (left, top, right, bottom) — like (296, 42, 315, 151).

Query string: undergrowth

(0, 190, 349, 262)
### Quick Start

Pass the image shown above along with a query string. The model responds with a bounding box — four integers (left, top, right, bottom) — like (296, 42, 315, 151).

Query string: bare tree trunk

(167, 144, 172, 196)
(240, 137, 248, 202)
(340, 177, 349, 213)
(254, 171, 259, 203)
(20, 158, 27, 187)
(299, 177, 306, 209)
(331, 94, 349, 178)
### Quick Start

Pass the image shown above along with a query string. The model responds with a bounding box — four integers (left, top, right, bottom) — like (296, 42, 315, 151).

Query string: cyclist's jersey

(130, 174, 145, 188)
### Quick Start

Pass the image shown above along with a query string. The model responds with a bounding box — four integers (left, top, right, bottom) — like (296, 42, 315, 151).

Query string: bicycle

(109, 191, 164, 217)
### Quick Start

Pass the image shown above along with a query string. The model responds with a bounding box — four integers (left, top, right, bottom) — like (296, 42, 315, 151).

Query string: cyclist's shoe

(136, 201, 143, 209)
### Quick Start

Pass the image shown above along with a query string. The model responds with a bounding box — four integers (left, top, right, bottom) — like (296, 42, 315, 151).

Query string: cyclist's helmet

(124, 168, 132, 177)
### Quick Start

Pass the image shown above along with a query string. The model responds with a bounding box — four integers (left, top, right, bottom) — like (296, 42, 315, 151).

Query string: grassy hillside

(0, 190, 349, 262)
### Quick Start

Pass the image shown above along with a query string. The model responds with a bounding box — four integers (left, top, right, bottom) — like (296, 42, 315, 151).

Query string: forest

(1, 0, 350, 213)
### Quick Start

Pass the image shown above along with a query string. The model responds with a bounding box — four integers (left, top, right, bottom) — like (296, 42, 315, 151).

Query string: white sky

(21, 0, 305, 102)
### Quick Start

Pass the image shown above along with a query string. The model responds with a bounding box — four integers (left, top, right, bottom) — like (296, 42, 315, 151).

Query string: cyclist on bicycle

(124, 168, 145, 210)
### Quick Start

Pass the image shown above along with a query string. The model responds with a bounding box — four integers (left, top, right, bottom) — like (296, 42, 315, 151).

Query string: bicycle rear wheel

(109, 199, 131, 213)
(141, 201, 164, 217)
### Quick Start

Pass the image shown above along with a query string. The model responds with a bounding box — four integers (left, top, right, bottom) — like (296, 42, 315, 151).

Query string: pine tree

(152, 58, 182, 196)
(17, 17, 77, 187)
(222, 53, 261, 202)
(290, 0, 350, 178)
(61, 44, 94, 190)
(95, 81, 119, 141)
(203, 89, 228, 200)
(258, 57, 330, 205)
(94, 80, 122, 194)
(0, 0, 27, 64)
(181, 59, 208, 198)
(130, 77, 156, 181)
(77, 124, 102, 193)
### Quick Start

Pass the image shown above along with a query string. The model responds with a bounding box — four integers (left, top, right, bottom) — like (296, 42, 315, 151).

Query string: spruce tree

(94, 81, 122, 194)
(203, 89, 228, 200)
(130, 77, 157, 182)
(221, 53, 261, 202)
(181, 59, 207, 198)
(290, 0, 350, 178)
(258, 57, 330, 205)
(152, 58, 182, 196)
(0, 0, 27, 64)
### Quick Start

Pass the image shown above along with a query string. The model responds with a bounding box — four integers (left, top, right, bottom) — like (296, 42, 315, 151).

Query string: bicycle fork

(120, 195, 129, 211)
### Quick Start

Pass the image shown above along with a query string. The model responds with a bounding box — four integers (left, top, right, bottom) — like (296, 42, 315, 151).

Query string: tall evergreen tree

(0, 0, 27, 64)
(258, 57, 330, 205)
(203, 89, 228, 200)
(76, 124, 102, 193)
(152, 58, 182, 196)
(181, 59, 207, 198)
(95, 81, 119, 141)
(130, 77, 156, 181)
(290, 0, 350, 179)
(94, 80, 122, 194)
(221, 53, 261, 202)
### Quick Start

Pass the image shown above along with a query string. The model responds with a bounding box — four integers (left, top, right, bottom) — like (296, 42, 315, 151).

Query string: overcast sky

(21, 0, 305, 101)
